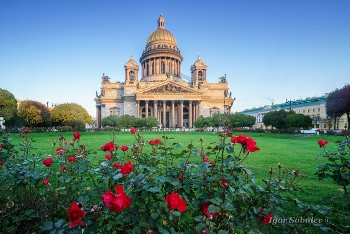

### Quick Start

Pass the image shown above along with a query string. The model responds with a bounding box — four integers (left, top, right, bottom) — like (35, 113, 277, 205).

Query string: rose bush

(0, 128, 332, 233)
(316, 135, 350, 232)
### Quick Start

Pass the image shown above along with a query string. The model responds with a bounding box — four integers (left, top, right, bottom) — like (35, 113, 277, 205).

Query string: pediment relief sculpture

(144, 83, 194, 94)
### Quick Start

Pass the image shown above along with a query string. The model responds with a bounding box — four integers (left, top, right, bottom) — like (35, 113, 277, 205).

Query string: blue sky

(1, 0, 349, 117)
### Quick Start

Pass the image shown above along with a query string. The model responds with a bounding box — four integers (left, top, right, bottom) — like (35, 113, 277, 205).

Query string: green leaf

(132, 226, 141, 234)
(79, 164, 86, 172)
(147, 187, 161, 193)
(218, 231, 229, 234)
(218, 143, 226, 149)
(223, 202, 235, 211)
(208, 205, 220, 212)
(158, 227, 170, 234)
(49, 230, 56, 234)
(172, 211, 181, 217)
(151, 212, 159, 219)
(40, 221, 53, 231)
(113, 173, 123, 180)
(54, 219, 65, 228)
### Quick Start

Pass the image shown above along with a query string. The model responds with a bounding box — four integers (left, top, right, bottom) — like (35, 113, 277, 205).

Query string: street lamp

(285, 99, 295, 111)
(312, 115, 321, 128)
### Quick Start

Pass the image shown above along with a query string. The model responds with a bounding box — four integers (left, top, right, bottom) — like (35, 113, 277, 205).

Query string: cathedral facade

(94, 15, 234, 128)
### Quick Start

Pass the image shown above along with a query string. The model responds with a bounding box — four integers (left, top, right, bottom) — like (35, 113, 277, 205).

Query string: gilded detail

(144, 84, 192, 93)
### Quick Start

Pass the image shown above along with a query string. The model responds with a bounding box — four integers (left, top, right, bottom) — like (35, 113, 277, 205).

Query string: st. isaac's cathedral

(94, 15, 234, 128)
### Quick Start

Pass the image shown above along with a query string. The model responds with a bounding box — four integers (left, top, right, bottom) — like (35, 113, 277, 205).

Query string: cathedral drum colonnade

(95, 15, 234, 128)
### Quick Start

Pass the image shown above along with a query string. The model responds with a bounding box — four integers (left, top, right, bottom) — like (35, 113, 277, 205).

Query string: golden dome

(146, 15, 177, 45)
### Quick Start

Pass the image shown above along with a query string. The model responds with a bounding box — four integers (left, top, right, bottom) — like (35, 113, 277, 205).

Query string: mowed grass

(7, 130, 347, 227)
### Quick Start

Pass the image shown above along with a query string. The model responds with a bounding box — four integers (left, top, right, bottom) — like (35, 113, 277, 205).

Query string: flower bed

(0, 128, 336, 233)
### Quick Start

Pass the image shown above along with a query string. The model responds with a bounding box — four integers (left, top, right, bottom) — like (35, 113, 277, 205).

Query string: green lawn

(11, 130, 343, 204)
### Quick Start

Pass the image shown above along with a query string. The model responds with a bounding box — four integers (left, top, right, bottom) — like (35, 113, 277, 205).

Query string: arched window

(161, 61, 165, 74)
(129, 71, 134, 80)
(146, 64, 149, 76)
(198, 71, 203, 80)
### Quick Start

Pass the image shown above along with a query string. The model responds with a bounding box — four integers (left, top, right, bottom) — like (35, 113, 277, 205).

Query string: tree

(117, 114, 136, 129)
(0, 88, 17, 121)
(229, 113, 256, 128)
(326, 84, 350, 129)
(286, 114, 312, 129)
(194, 116, 213, 128)
(263, 110, 294, 129)
(18, 100, 50, 127)
(144, 117, 159, 128)
(51, 103, 92, 126)
(101, 115, 120, 127)
(211, 113, 229, 128)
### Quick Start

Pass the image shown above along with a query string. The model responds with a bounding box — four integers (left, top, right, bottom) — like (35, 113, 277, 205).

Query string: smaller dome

(126, 55, 137, 66)
(194, 55, 206, 66)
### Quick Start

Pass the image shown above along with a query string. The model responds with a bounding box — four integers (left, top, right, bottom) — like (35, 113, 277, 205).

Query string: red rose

(165, 193, 187, 212)
(68, 157, 77, 163)
(101, 185, 132, 212)
(221, 178, 228, 187)
(43, 158, 53, 167)
(0, 145, 2, 151)
(246, 140, 260, 152)
(104, 154, 112, 160)
(119, 161, 133, 175)
(121, 145, 128, 152)
(230, 136, 237, 144)
(149, 140, 155, 145)
(201, 202, 219, 219)
(56, 147, 66, 154)
(115, 144, 119, 150)
(61, 165, 67, 171)
(236, 135, 251, 145)
(203, 157, 209, 162)
(256, 208, 273, 224)
(0, 160, 3, 166)
(112, 162, 120, 168)
(73, 132, 80, 140)
(130, 127, 137, 134)
(43, 179, 50, 185)
(317, 140, 328, 148)
(178, 173, 184, 181)
(210, 161, 215, 166)
(101, 142, 114, 151)
(68, 202, 86, 228)
(154, 138, 162, 145)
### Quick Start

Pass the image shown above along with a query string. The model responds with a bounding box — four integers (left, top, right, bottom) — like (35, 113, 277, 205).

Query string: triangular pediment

(138, 81, 201, 94)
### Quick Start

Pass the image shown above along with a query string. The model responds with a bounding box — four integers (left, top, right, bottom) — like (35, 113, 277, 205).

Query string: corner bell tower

(124, 55, 139, 85)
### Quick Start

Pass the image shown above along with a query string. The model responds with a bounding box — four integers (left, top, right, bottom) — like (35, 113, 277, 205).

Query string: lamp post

(312, 115, 320, 128)
(285, 99, 295, 111)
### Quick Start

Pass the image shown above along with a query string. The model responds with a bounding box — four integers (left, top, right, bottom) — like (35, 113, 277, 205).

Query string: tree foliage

(102, 115, 120, 127)
(0, 88, 17, 120)
(286, 114, 312, 129)
(263, 110, 313, 129)
(18, 100, 50, 127)
(194, 116, 213, 128)
(117, 114, 136, 129)
(229, 113, 256, 128)
(326, 84, 350, 126)
(51, 103, 92, 126)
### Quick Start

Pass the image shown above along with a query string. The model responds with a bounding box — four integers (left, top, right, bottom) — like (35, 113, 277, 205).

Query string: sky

(1, 0, 349, 118)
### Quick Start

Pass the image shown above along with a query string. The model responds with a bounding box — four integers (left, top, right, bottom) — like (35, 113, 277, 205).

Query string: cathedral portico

(94, 15, 234, 128)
